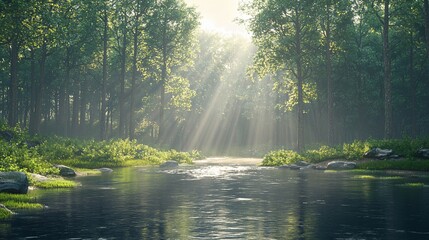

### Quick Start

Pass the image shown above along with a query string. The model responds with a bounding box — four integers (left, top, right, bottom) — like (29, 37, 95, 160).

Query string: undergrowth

(262, 138, 429, 169)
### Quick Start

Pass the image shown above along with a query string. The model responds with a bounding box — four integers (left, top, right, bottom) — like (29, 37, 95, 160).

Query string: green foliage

(0, 139, 58, 175)
(0, 193, 43, 212)
(32, 179, 78, 189)
(263, 138, 429, 169)
(0, 126, 202, 174)
(0, 208, 12, 219)
(262, 150, 304, 166)
(357, 160, 429, 171)
(303, 146, 343, 163)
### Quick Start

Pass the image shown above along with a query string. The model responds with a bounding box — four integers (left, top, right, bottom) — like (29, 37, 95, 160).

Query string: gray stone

(417, 149, 429, 159)
(98, 168, 113, 173)
(0, 172, 29, 194)
(55, 165, 77, 177)
(364, 148, 394, 159)
(289, 164, 301, 170)
(327, 161, 357, 170)
(295, 161, 310, 167)
(30, 173, 49, 182)
(160, 161, 179, 168)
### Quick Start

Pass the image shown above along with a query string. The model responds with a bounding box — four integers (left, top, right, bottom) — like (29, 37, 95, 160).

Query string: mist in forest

(1, 0, 429, 155)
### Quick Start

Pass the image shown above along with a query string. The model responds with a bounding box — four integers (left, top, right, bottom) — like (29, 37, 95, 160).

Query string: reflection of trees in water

(297, 172, 307, 240)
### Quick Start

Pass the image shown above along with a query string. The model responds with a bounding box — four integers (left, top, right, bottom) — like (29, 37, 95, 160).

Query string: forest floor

(194, 157, 263, 166)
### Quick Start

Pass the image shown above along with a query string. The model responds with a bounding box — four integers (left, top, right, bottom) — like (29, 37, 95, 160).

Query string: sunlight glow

(184, 0, 250, 38)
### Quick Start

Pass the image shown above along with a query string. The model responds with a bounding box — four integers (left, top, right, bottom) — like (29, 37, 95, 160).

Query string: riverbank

(262, 138, 429, 171)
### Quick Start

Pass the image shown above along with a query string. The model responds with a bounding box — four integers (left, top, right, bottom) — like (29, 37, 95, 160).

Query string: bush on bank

(0, 124, 203, 174)
(262, 138, 429, 168)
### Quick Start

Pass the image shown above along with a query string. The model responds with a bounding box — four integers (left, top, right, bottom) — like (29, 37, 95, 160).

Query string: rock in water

(55, 165, 77, 177)
(160, 161, 179, 168)
(98, 168, 114, 173)
(327, 161, 357, 170)
(0, 172, 29, 194)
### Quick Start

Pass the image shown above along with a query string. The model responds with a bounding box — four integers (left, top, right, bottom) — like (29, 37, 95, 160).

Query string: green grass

(262, 138, 429, 171)
(0, 193, 44, 219)
(0, 208, 13, 219)
(353, 175, 377, 179)
(357, 160, 429, 171)
(398, 183, 425, 188)
(32, 179, 78, 189)
(353, 175, 404, 180)
(0, 125, 202, 175)
(2, 201, 43, 209)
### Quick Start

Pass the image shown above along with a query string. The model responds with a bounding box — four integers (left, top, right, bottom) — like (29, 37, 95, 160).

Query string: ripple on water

(162, 166, 256, 180)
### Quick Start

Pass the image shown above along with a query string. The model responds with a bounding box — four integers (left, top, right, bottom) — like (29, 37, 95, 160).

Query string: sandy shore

(194, 157, 263, 166)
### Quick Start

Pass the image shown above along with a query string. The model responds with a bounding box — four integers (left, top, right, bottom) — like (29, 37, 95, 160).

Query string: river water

(2, 161, 429, 239)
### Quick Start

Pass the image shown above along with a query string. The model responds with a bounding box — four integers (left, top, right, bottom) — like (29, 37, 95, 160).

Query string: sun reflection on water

(162, 165, 256, 180)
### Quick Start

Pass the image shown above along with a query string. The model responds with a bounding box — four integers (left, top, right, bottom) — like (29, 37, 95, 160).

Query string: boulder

(364, 148, 394, 159)
(417, 149, 429, 159)
(30, 173, 49, 182)
(97, 168, 113, 173)
(295, 161, 310, 167)
(327, 161, 357, 170)
(55, 165, 77, 177)
(160, 161, 179, 168)
(0, 172, 29, 194)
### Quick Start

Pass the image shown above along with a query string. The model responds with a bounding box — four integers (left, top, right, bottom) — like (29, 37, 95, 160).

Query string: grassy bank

(0, 125, 203, 175)
(0, 125, 204, 219)
(262, 138, 429, 171)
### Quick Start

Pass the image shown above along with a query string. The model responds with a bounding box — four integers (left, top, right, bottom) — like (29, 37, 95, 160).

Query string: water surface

(2, 164, 429, 239)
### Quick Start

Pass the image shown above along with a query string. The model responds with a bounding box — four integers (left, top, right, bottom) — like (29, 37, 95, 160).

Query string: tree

(244, 0, 318, 151)
(145, 0, 198, 143)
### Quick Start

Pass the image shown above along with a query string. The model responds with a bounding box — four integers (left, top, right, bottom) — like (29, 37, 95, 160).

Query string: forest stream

(2, 159, 429, 239)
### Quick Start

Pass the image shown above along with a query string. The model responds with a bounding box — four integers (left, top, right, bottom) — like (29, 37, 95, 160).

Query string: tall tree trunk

(409, 32, 417, 137)
(8, 38, 19, 127)
(58, 48, 71, 136)
(29, 48, 36, 129)
(129, 21, 139, 139)
(425, 0, 429, 74)
(30, 42, 47, 135)
(159, 57, 167, 143)
(100, 10, 108, 140)
(118, 22, 127, 138)
(295, 6, 304, 152)
(383, 0, 392, 139)
(325, 0, 334, 145)
(79, 79, 86, 135)
(71, 79, 80, 137)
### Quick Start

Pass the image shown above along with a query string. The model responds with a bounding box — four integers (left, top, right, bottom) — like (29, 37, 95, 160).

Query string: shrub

(262, 150, 304, 166)
(304, 145, 343, 163)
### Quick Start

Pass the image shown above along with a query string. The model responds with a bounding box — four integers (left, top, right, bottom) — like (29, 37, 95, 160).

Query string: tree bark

(295, 5, 304, 152)
(71, 79, 80, 137)
(118, 20, 127, 138)
(325, 0, 334, 145)
(79, 79, 86, 135)
(100, 10, 108, 140)
(129, 23, 139, 139)
(30, 42, 47, 135)
(383, 0, 392, 139)
(8, 38, 19, 127)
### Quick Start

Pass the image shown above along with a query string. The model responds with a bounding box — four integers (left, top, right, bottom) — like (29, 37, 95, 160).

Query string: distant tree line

(244, 0, 429, 151)
(1, 0, 429, 154)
